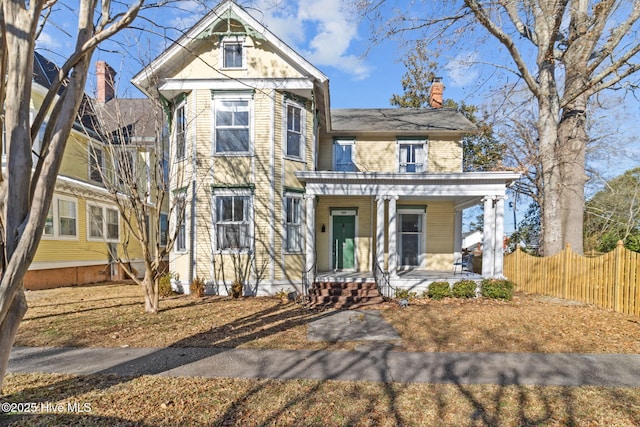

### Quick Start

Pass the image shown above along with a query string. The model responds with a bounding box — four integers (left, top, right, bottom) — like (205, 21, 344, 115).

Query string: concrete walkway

(8, 346, 640, 387)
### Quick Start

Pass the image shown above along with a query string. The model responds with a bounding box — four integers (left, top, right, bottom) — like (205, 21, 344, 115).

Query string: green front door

(333, 215, 355, 270)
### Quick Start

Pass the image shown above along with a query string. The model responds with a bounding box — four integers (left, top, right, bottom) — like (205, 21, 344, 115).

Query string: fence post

(614, 240, 624, 313)
(562, 243, 571, 299)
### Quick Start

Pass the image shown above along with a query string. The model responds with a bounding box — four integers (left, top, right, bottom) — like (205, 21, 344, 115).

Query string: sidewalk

(8, 346, 640, 387)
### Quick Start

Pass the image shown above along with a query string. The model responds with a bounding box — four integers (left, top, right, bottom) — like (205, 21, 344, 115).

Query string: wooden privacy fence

(504, 241, 640, 316)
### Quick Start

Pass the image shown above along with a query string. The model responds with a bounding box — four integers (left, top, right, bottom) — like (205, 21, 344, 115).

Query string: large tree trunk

(143, 266, 159, 314)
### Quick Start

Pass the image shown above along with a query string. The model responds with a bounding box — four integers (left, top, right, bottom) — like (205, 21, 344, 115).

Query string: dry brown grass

(4, 283, 640, 426)
(15, 282, 640, 353)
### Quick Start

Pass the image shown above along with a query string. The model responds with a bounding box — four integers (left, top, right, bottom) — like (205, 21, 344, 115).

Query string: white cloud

(36, 30, 62, 51)
(445, 52, 480, 87)
(249, 0, 370, 80)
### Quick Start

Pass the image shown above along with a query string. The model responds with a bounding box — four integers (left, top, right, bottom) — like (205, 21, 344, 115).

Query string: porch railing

(302, 260, 316, 303)
(374, 258, 392, 299)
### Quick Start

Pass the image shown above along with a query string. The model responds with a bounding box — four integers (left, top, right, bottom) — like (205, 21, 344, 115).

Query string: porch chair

(453, 253, 473, 275)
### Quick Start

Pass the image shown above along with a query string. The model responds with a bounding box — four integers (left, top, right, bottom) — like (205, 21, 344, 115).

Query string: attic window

(223, 40, 243, 68)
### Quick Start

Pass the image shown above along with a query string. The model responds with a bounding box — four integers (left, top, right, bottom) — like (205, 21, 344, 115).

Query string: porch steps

(308, 281, 384, 309)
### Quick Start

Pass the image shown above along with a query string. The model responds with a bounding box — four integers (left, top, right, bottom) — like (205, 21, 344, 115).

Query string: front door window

(332, 215, 355, 269)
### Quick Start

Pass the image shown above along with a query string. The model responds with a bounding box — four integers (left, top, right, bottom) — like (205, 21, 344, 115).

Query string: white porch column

(375, 195, 386, 271)
(388, 195, 399, 278)
(305, 194, 316, 276)
(482, 196, 496, 276)
(494, 196, 505, 276)
(454, 209, 463, 261)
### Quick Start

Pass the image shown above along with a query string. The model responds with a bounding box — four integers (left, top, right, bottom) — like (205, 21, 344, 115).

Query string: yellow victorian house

(132, 0, 519, 302)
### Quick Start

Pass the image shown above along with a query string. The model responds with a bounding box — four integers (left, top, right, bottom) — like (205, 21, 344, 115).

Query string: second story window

(214, 99, 250, 154)
(333, 139, 356, 172)
(285, 104, 303, 159)
(398, 141, 426, 173)
(175, 104, 186, 159)
(223, 41, 243, 68)
(89, 146, 104, 183)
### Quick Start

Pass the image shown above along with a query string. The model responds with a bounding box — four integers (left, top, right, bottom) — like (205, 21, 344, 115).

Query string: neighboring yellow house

(132, 0, 519, 297)
(15, 53, 158, 289)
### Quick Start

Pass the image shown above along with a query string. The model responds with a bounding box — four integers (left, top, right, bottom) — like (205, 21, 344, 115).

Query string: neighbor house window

(333, 139, 356, 172)
(214, 98, 250, 153)
(160, 213, 168, 247)
(284, 195, 302, 252)
(398, 141, 426, 173)
(89, 146, 104, 183)
(175, 104, 186, 159)
(88, 205, 119, 241)
(58, 198, 77, 237)
(215, 194, 252, 251)
(285, 104, 303, 159)
(223, 41, 243, 68)
(175, 196, 187, 252)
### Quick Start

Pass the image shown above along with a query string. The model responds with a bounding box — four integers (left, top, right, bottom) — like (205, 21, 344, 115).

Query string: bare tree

(358, 0, 640, 255)
(88, 89, 189, 313)
(0, 0, 143, 390)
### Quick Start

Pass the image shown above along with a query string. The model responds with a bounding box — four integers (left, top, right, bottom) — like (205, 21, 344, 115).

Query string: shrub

(452, 279, 477, 298)
(231, 280, 243, 299)
(481, 279, 515, 300)
(395, 288, 418, 300)
(190, 276, 205, 298)
(158, 272, 175, 298)
(426, 281, 451, 300)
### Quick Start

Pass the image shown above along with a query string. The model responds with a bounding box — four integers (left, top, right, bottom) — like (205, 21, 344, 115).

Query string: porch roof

(296, 171, 520, 202)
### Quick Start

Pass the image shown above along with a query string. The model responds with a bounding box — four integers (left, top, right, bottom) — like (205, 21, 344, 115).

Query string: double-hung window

(160, 213, 169, 247)
(175, 196, 187, 252)
(284, 195, 302, 252)
(285, 103, 303, 159)
(398, 141, 426, 173)
(223, 41, 243, 68)
(333, 139, 356, 172)
(215, 193, 252, 251)
(58, 198, 77, 237)
(42, 195, 78, 239)
(175, 104, 186, 159)
(214, 97, 250, 154)
(88, 204, 119, 242)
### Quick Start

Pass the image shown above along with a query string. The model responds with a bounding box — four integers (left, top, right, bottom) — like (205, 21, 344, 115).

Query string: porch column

(375, 195, 386, 271)
(305, 194, 316, 277)
(494, 196, 505, 276)
(454, 209, 463, 261)
(482, 196, 496, 276)
(388, 195, 399, 278)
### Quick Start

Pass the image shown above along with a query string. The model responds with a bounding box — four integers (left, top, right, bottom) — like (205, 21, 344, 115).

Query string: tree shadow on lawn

(6, 299, 640, 426)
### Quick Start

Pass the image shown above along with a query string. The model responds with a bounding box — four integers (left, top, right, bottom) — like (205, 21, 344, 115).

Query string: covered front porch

(296, 171, 520, 291)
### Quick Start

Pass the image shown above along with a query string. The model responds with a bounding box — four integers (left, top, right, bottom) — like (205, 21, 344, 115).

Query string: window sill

(213, 152, 253, 157)
(284, 155, 305, 164)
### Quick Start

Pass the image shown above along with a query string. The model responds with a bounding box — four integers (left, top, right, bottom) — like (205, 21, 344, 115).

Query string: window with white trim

(333, 139, 356, 172)
(284, 195, 303, 252)
(175, 196, 187, 252)
(42, 195, 78, 239)
(285, 103, 303, 159)
(89, 146, 104, 183)
(160, 213, 169, 247)
(175, 104, 186, 159)
(57, 198, 77, 237)
(223, 40, 244, 68)
(398, 141, 426, 173)
(214, 98, 250, 154)
(88, 204, 119, 242)
(214, 193, 252, 251)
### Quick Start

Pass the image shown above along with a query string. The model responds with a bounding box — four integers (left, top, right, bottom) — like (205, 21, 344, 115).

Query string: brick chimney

(428, 77, 444, 109)
(96, 61, 116, 103)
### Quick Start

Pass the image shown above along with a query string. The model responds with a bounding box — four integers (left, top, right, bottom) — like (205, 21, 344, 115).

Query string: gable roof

(132, 0, 328, 95)
(329, 108, 477, 134)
